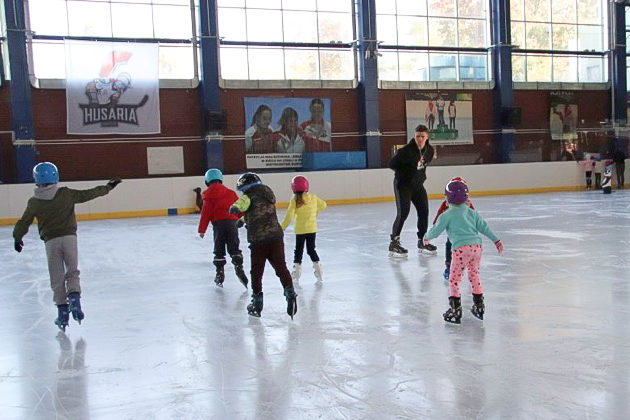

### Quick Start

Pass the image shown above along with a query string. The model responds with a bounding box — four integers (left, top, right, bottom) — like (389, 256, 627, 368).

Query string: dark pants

(445, 239, 452, 267)
(212, 220, 243, 268)
(294, 233, 319, 264)
(391, 179, 429, 240)
(616, 161, 625, 187)
(585, 171, 592, 188)
(250, 239, 293, 294)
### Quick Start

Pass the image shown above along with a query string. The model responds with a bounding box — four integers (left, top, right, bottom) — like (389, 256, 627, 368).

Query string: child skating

(423, 179, 503, 324)
(12, 162, 121, 331)
(197, 168, 248, 289)
(281, 175, 327, 282)
(431, 176, 475, 280)
(578, 155, 596, 190)
(229, 173, 297, 319)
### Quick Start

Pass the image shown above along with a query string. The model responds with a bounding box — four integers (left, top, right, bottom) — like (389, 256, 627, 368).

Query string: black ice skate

(234, 265, 249, 289)
(388, 236, 408, 258)
(247, 292, 263, 317)
(55, 304, 70, 331)
(443, 266, 450, 280)
(67, 292, 84, 324)
(284, 287, 298, 319)
(443, 296, 462, 324)
(214, 266, 225, 287)
(471, 293, 485, 320)
(418, 240, 437, 255)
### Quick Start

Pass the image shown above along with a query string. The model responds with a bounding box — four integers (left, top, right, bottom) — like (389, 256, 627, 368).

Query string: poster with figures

(549, 91, 578, 141)
(244, 97, 332, 169)
(65, 40, 160, 135)
(405, 92, 473, 145)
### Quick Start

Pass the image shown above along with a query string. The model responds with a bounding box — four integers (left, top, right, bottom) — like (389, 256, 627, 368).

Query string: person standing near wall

(613, 148, 626, 189)
(388, 124, 437, 257)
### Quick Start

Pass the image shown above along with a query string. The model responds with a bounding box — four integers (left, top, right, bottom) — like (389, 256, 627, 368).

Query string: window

(27, 0, 197, 80)
(510, 0, 606, 83)
(375, 0, 490, 82)
(217, 0, 355, 80)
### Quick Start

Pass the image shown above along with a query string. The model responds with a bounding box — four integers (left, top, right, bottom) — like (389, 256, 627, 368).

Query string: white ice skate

(313, 261, 323, 282)
(291, 263, 302, 282)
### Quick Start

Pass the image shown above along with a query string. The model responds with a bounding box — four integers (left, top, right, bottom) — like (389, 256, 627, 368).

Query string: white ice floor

(1, 190, 630, 419)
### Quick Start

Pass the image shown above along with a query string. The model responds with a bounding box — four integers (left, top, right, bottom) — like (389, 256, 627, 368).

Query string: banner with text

(65, 40, 160, 135)
(405, 92, 473, 145)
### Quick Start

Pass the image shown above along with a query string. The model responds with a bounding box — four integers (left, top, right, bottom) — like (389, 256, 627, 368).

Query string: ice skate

(247, 292, 263, 317)
(284, 287, 298, 320)
(214, 266, 225, 287)
(443, 266, 450, 280)
(67, 292, 84, 324)
(55, 304, 70, 331)
(443, 296, 462, 324)
(418, 240, 437, 255)
(291, 263, 302, 282)
(388, 236, 408, 258)
(234, 264, 249, 289)
(313, 261, 323, 282)
(471, 294, 485, 320)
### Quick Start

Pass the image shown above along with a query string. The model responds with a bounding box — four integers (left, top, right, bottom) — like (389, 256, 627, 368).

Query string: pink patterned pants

(449, 244, 483, 298)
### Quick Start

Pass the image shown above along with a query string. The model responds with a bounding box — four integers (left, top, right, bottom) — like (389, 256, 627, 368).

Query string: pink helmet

(291, 175, 309, 193)
(445, 179, 469, 204)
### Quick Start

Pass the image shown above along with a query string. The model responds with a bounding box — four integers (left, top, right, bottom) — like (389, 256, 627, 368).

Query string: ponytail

(295, 192, 305, 208)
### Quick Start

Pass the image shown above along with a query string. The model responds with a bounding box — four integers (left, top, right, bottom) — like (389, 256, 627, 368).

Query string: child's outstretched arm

(280, 198, 296, 230)
(70, 178, 121, 203)
(474, 211, 503, 254)
(316, 195, 327, 212)
(12, 203, 36, 252)
(230, 194, 251, 214)
(424, 212, 449, 243)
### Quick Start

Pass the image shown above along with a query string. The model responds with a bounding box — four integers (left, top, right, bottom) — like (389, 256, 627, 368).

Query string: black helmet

(237, 172, 262, 192)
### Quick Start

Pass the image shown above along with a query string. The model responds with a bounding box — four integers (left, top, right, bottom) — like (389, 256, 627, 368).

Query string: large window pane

(283, 11, 318, 43)
(511, 22, 525, 48)
(510, 0, 524, 21)
(378, 51, 399, 80)
(578, 25, 603, 50)
(67, 1, 112, 37)
(220, 46, 249, 79)
(218, 0, 245, 6)
(399, 51, 429, 81)
(526, 23, 551, 49)
(159, 45, 194, 79)
(34, 41, 65, 79)
(248, 48, 284, 79)
(318, 12, 353, 42)
(319, 49, 353, 79)
(111, 4, 153, 38)
(458, 0, 486, 18)
(283, 0, 316, 11)
(316, 0, 352, 13)
(247, 9, 283, 42)
(525, 0, 550, 22)
(153, 5, 193, 39)
(397, 16, 427, 46)
(428, 18, 456, 47)
(458, 19, 486, 48)
(552, 24, 577, 50)
(577, 0, 601, 25)
(459, 54, 487, 80)
(428, 0, 455, 17)
(396, 0, 427, 16)
(551, 0, 576, 23)
(526, 55, 551, 81)
(512, 54, 526, 81)
(375, 0, 396, 14)
(429, 54, 456, 80)
(377, 15, 398, 45)
(246, 0, 282, 9)
(578, 56, 603, 82)
(29, 0, 68, 36)
(285, 48, 319, 79)
(552, 55, 577, 82)
(218, 8, 247, 41)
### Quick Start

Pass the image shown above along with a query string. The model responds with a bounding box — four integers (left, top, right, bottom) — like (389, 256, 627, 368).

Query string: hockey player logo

(81, 51, 148, 127)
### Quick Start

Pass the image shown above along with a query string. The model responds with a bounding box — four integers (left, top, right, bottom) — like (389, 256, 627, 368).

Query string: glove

(236, 218, 245, 228)
(229, 206, 240, 215)
(14, 239, 23, 253)
(495, 240, 504, 254)
(107, 178, 122, 189)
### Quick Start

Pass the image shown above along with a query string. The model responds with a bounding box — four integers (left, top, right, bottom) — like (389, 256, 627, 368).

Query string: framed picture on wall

(405, 92, 474, 145)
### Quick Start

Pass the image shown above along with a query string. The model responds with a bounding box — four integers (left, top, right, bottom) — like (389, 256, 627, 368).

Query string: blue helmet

(204, 168, 223, 184)
(236, 172, 262, 192)
(33, 162, 59, 185)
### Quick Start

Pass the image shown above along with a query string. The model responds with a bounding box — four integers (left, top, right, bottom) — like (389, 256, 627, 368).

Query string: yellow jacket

(281, 192, 327, 234)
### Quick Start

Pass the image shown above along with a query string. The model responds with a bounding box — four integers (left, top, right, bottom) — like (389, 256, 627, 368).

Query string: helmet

(291, 175, 309, 193)
(236, 172, 262, 192)
(204, 168, 223, 184)
(445, 179, 469, 205)
(33, 162, 59, 185)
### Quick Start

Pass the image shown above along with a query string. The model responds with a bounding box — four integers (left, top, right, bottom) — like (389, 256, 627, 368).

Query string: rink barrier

(0, 185, 585, 226)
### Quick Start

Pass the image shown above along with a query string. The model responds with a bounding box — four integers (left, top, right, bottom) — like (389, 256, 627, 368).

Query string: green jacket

(13, 184, 112, 242)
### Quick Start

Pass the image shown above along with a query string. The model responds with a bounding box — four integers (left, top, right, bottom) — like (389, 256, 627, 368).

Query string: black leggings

(615, 161, 625, 186)
(391, 180, 429, 239)
(294, 233, 319, 264)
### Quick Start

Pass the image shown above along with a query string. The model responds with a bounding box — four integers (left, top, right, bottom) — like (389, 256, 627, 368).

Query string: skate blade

(239, 280, 248, 289)
(388, 251, 408, 258)
(214, 282, 224, 288)
(288, 301, 297, 319)
(471, 312, 484, 320)
(444, 318, 461, 324)
(247, 311, 261, 318)
(419, 249, 437, 255)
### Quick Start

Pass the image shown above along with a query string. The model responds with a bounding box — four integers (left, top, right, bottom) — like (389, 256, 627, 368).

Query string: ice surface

(1, 191, 629, 419)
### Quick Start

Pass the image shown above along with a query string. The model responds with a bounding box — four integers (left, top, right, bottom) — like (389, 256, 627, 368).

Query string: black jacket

(389, 139, 435, 186)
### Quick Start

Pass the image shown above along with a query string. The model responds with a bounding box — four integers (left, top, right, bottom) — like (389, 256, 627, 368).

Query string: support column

(357, 0, 381, 168)
(611, 2, 627, 125)
(199, 0, 223, 171)
(490, 0, 514, 163)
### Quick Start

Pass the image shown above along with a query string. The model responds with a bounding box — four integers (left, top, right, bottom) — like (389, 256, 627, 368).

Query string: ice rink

(1, 190, 629, 419)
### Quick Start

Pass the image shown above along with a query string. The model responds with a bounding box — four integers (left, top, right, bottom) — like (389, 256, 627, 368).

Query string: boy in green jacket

(13, 162, 121, 331)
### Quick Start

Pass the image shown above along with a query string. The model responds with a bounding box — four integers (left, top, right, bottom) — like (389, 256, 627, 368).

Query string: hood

(34, 185, 59, 200)
(247, 184, 276, 204)
(202, 183, 229, 199)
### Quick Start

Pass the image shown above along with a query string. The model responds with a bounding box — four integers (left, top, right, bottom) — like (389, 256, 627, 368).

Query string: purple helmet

(445, 180, 469, 205)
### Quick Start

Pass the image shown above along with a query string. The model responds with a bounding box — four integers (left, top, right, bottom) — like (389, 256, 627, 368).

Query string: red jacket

(432, 199, 475, 224)
(197, 183, 240, 234)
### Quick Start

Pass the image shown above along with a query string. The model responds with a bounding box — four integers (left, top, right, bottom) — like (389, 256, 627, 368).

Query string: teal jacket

(424, 204, 499, 250)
